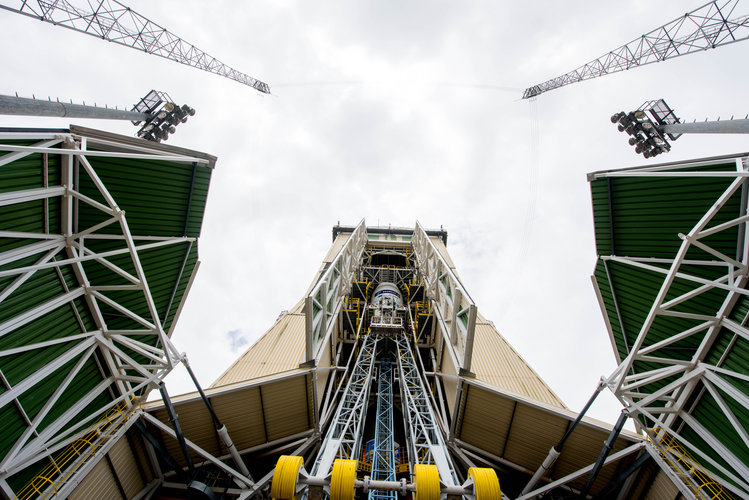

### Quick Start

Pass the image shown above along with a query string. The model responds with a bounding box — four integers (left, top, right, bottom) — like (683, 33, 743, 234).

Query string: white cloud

(2, 0, 748, 428)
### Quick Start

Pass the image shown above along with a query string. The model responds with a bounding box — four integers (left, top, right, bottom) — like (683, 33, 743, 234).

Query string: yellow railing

(646, 427, 732, 500)
(14, 396, 140, 500)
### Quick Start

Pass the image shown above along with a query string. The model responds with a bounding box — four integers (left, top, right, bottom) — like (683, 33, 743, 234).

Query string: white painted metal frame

(311, 333, 379, 478)
(412, 221, 477, 372)
(0, 132, 195, 487)
(600, 160, 749, 496)
(305, 219, 367, 362)
(395, 332, 458, 486)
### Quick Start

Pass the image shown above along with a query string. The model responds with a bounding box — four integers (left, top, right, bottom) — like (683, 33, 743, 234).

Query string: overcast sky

(1, 1, 748, 428)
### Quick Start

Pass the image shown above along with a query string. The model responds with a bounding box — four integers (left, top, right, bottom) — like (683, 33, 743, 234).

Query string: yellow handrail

(646, 427, 732, 500)
(13, 396, 140, 500)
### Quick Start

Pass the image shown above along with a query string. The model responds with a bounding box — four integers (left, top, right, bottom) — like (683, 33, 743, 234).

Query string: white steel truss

(0, 132, 197, 484)
(305, 219, 367, 362)
(311, 333, 379, 478)
(0, 0, 270, 93)
(395, 332, 458, 486)
(602, 163, 749, 497)
(523, 0, 749, 98)
(412, 221, 477, 372)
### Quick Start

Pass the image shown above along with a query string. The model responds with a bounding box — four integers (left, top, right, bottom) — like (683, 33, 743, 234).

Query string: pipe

(520, 447, 560, 495)
(134, 419, 186, 478)
(184, 357, 253, 480)
(580, 409, 629, 497)
(593, 450, 650, 499)
(520, 380, 605, 495)
(661, 119, 749, 135)
(159, 382, 195, 473)
(0, 94, 149, 121)
(217, 425, 252, 479)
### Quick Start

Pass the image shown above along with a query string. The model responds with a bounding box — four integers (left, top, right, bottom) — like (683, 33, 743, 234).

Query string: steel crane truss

(305, 220, 367, 362)
(594, 160, 749, 496)
(0, 131, 208, 489)
(523, 0, 749, 98)
(412, 222, 477, 373)
(0, 0, 270, 94)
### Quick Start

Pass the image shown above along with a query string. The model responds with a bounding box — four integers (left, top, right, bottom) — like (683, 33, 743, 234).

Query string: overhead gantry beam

(523, 0, 749, 98)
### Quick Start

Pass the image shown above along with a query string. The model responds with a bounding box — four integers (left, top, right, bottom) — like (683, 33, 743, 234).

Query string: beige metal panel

(150, 397, 219, 467)
(469, 316, 566, 408)
(68, 458, 120, 500)
(211, 311, 306, 387)
(262, 375, 312, 441)
(211, 386, 267, 449)
(298, 233, 353, 298)
(552, 418, 639, 494)
(324, 233, 351, 263)
(439, 335, 459, 416)
(503, 403, 569, 469)
(644, 468, 680, 500)
(316, 336, 332, 412)
(456, 384, 515, 454)
(108, 437, 145, 499)
(455, 379, 642, 495)
(428, 236, 456, 271)
(128, 431, 154, 483)
(145, 372, 314, 457)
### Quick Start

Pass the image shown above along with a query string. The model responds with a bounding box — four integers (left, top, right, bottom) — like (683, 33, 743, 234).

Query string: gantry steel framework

(590, 155, 749, 498)
(523, 0, 749, 98)
(0, 127, 213, 497)
(369, 358, 396, 500)
(311, 334, 379, 478)
(0, 0, 270, 94)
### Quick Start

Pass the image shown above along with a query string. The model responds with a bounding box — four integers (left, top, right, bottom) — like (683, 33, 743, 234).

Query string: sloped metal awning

(452, 378, 642, 496)
(143, 369, 316, 469)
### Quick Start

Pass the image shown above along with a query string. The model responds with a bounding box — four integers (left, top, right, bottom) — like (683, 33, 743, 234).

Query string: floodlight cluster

(137, 103, 195, 142)
(611, 111, 670, 158)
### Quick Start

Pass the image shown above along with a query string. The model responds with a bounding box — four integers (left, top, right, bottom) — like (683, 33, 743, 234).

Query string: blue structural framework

(370, 358, 396, 500)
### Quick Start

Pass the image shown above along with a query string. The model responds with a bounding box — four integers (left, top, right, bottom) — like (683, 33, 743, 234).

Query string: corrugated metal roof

(470, 312, 565, 408)
(454, 380, 642, 496)
(145, 371, 315, 467)
(0, 126, 213, 489)
(211, 302, 306, 387)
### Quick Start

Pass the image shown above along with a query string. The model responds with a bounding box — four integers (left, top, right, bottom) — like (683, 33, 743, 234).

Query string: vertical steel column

(311, 334, 379, 478)
(395, 333, 458, 486)
(369, 359, 396, 500)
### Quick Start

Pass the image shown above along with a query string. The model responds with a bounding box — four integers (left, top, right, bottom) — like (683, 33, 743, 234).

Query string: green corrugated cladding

(0, 128, 214, 489)
(589, 155, 749, 487)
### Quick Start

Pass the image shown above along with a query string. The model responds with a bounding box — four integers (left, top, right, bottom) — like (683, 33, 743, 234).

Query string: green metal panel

(589, 154, 749, 490)
(0, 127, 214, 489)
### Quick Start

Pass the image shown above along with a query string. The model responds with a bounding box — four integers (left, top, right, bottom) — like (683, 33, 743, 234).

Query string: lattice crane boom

(522, 0, 749, 99)
(0, 0, 271, 94)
